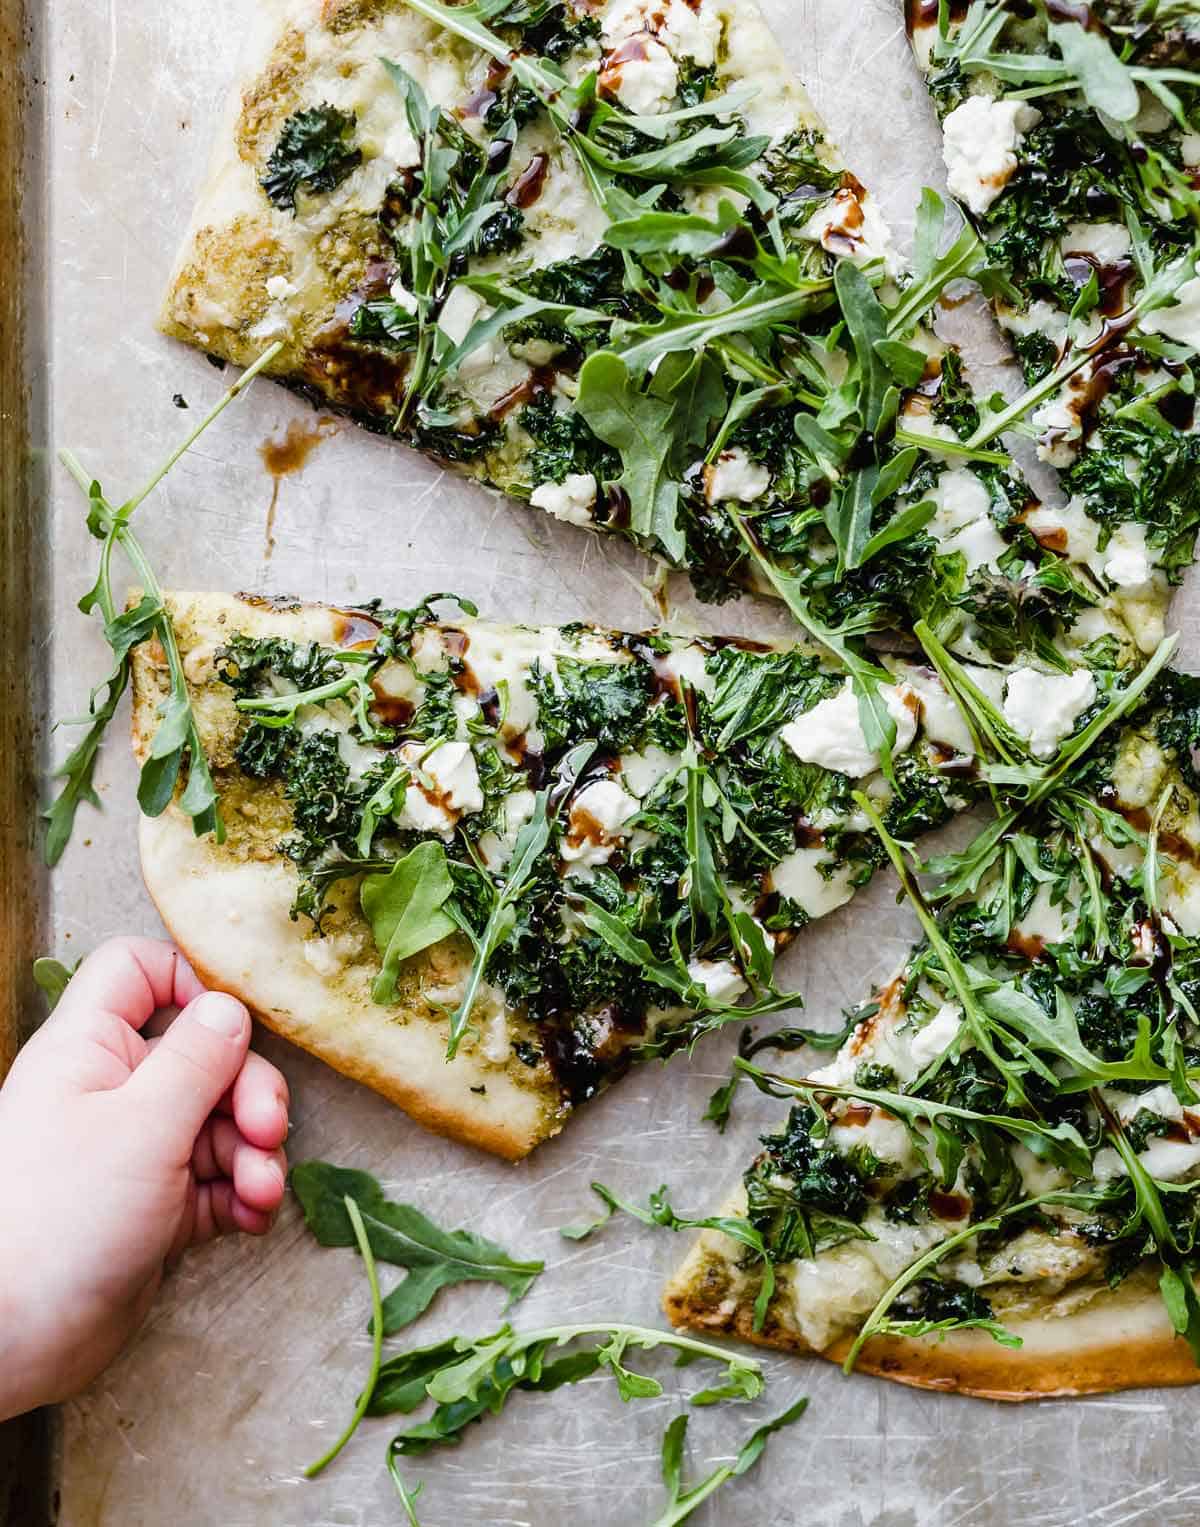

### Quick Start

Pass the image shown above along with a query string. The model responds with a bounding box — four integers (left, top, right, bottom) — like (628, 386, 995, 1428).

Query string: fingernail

(193, 992, 247, 1038)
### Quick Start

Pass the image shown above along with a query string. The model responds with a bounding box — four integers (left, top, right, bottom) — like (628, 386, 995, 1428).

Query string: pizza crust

(138, 808, 551, 1160)
(130, 591, 562, 1161)
(663, 1223, 1200, 1400)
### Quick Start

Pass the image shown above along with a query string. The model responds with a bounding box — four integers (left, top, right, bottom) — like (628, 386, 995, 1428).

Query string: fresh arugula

(45, 344, 281, 865)
(361, 842, 458, 1003)
(444, 740, 594, 1058)
(291, 1162, 544, 1334)
(31, 956, 77, 1011)
(650, 1401, 809, 1527)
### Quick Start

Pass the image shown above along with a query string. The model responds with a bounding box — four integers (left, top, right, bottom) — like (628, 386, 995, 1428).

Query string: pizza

(131, 589, 984, 1157)
(159, 0, 1174, 670)
(664, 666, 1200, 1398)
(907, 0, 1200, 647)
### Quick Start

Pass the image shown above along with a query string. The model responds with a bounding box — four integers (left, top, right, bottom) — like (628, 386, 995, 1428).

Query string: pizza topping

(530, 471, 599, 525)
(703, 449, 771, 505)
(1002, 666, 1096, 759)
(781, 681, 918, 779)
(561, 776, 639, 866)
(940, 95, 1042, 216)
(261, 104, 363, 213)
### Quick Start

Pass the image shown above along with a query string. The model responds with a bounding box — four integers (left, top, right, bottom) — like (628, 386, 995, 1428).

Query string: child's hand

(0, 937, 290, 1421)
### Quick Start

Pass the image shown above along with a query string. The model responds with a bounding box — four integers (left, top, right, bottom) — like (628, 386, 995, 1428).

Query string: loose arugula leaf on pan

(559, 1181, 778, 1330)
(45, 344, 282, 865)
(305, 1195, 385, 1478)
(32, 956, 78, 1012)
(384, 1321, 765, 1445)
(650, 1400, 809, 1527)
(290, 1162, 544, 1334)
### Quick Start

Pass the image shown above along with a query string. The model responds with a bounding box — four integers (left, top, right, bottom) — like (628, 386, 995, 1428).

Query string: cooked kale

(532, 655, 651, 752)
(745, 1106, 875, 1260)
(1011, 328, 1060, 386)
(519, 389, 616, 485)
(216, 634, 350, 700)
(261, 105, 362, 212)
(234, 720, 296, 778)
(700, 646, 835, 750)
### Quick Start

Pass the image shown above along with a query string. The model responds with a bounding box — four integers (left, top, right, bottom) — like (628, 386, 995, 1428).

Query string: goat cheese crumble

(1002, 667, 1096, 759)
(530, 473, 598, 526)
(781, 680, 918, 778)
(941, 95, 1041, 216)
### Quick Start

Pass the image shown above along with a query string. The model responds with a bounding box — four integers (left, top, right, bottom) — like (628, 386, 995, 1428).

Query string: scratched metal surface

(36, 0, 1200, 1522)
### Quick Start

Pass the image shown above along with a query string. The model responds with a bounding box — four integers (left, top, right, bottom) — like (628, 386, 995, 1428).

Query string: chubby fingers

(192, 1115, 287, 1214)
(169, 1178, 275, 1261)
(216, 1048, 290, 1151)
(53, 937, 205, 1035)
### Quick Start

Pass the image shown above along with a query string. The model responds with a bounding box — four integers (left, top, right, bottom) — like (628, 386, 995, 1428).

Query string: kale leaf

(261, 105, 363, 212)
(532, 655, 651, 752)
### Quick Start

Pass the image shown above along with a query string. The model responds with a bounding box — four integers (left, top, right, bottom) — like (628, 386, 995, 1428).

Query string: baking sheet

(30, 0, 1200, 1521)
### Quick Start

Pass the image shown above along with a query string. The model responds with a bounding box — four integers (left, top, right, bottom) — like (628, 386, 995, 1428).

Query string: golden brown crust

(664, 1232, 1200, 1401)
(130, 591, 563, 1161)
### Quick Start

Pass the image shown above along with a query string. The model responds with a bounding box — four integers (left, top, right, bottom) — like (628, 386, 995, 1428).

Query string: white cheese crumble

(1002, 667, 1096, 759)
(600, 35, 678, 115)
(602, 0, 721, 67)
(1059, 221, 1131, 265)
(437, 285, 496, 376)
(530, 473, 598, 526)
(1103, 522, 1153, 589)
(1142, 267, 1200, 350)
(703, 448, 771, 504)
(799, 185, 896, 270)
(302, 932, 362, 978)
(686, 958, 747, 1006)
(941, 95, 1041, 216)
(561, 777, 639, 867)
(619, 745, 678, 799)
(393, 741, 484, 840)
(768, 845, 855, 920)
(478, 788, 537, 871)
(908, 1001, 962, 1071)
(388, 279, 419, 315)
(929, 467, 1006, 572)
(900, 669, 973, 756)
(780, 681, 918, 778)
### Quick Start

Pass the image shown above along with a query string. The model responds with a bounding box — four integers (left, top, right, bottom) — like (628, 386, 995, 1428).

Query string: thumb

(122, 991, 251, 1158)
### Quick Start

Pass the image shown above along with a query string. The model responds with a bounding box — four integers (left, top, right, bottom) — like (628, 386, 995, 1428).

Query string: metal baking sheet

(12, 0, 1200, 1521)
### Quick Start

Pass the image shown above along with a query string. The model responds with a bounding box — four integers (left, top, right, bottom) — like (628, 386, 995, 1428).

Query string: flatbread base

(664, 1232, 1200, 1400)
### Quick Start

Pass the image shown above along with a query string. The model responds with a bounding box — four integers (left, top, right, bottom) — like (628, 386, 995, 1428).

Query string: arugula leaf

(46, 344, 282, 864)
(290, 1162, 543, 1334)
(1047, 20, 1140, 122)
(396, 1321, 764, 1434)
(32, 956, 77, 1011)
(362, 842, 459, 1003)
(305, 1194, 385, 1478)
(650, 1400, 808, 1526)
(446, 740, 594, 1057)
(576, 351, 685, 559)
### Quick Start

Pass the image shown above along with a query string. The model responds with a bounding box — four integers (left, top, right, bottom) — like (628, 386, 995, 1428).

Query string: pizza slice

(906, 0, 1200, 641)
(160, 0, 1156, 668)
(664, 660, 1200, 1398)
(132, 589, 982, 1158)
